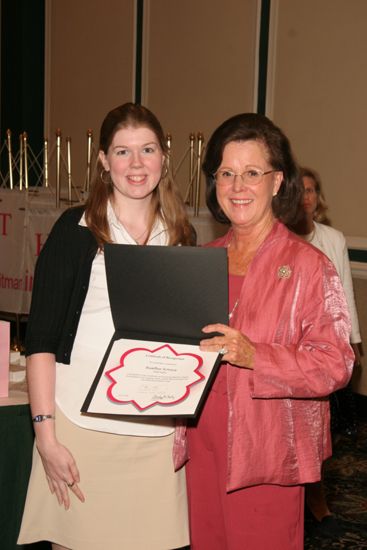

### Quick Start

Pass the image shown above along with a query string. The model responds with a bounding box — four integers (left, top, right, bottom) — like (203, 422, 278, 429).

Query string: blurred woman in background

(291, 166, 362, 534)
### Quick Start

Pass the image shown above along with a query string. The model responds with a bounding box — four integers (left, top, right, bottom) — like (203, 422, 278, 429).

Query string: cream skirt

(18, 408, 189, 550)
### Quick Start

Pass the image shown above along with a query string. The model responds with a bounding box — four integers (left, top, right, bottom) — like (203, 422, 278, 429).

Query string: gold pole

(189, 133, 195, 206)
(166, 133, 172, 171)
(85, 129, 93, 192)
(23, 132, 29, 189)
(6, 130, 13, 190)
(43, 138, 49, 187)
(56, 129, 61, 207)
(194, 132, 204, 216)
(66, 136, 72, 204)
(19, 133, 23, 190)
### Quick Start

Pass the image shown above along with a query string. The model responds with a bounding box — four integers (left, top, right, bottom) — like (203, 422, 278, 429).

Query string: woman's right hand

(26, 353, 85, 509)
(36, 438, 85, 509)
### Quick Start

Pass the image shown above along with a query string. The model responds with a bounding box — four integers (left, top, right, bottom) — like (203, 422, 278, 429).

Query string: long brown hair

(85, 102, 194, 246)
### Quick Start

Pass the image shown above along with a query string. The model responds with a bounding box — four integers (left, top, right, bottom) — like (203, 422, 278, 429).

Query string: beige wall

(46, 0, 136, 191)
(143, 0, 258, 203)
(46, 0, 259, 202)
(270, 0, 367, 239)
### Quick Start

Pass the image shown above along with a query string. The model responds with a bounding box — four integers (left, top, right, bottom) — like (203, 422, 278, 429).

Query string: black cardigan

(25, 206, 98, 364)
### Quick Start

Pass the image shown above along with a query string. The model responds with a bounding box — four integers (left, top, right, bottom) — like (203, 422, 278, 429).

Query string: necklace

(130, 227, 149, 245)
(226, 223, 273, 317)
(229, 299, 239, 320)
(227, 235, 241, 319)
(113, 206, 149, 244)
(112, 204, 149, 244)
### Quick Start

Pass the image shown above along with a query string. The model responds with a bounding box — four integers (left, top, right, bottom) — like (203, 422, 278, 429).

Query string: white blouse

(307, 222, 361, 344)
(55, 204, 175, 436)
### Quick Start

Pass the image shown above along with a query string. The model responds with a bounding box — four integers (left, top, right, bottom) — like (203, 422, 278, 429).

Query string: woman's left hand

(200, 323, 255, 369)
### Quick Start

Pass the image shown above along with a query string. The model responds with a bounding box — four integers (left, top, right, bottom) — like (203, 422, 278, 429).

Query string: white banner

(0, 189, 65, 314)
(0, 190, 27, 313)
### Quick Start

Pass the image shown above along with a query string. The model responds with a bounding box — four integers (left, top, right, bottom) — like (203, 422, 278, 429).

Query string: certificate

(81, 244, 228, 417)
(82, 339, 220, 416)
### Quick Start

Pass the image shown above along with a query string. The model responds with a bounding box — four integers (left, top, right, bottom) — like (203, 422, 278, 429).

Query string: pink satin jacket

(174, 221, 354, 492)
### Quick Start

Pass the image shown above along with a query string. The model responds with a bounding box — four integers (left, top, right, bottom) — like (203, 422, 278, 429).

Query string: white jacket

(309, 222, 361, 343)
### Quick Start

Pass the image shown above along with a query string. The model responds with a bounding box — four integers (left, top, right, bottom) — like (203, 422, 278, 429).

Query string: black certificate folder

(82, 244, 228, 418)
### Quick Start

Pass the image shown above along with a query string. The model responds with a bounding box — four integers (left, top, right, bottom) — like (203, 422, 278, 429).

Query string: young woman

(18, 103, 194, 550)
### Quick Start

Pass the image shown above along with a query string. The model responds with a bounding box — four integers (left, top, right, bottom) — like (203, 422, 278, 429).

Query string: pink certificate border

(105, 343, 205, 411)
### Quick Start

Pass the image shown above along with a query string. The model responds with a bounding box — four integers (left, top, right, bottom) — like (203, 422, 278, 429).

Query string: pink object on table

(0, 321, 10, 397)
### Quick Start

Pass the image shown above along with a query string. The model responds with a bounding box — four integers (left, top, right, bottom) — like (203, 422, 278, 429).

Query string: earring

(101, 169, 111, 184)
(161, 164, 169, 179)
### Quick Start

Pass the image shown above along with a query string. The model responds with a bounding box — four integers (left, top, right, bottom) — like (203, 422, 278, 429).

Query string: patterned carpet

(305, 417, 367, 549)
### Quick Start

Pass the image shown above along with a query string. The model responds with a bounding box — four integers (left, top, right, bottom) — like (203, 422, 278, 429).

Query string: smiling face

(215, 140, 283, 232)
(99, 126, 164, 205)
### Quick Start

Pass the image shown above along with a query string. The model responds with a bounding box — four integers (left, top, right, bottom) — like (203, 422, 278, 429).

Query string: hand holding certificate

(82, 244, 228, 417)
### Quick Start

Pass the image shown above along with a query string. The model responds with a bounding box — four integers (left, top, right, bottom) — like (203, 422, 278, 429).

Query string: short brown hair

(203, 112, 303, 226)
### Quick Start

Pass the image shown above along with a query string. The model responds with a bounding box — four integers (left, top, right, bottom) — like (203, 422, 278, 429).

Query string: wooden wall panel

(144, 0, 259, 203)
(270, 0, 367, 239)
(46, 0, 135, 189)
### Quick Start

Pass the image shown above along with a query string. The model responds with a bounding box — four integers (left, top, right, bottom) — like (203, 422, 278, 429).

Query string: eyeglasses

(214, 168, 277, 186)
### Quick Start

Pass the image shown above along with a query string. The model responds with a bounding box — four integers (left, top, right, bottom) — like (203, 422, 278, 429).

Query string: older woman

(182, 113, 354, 550)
